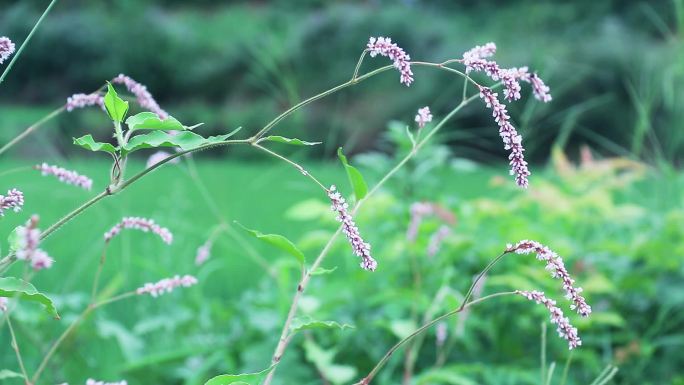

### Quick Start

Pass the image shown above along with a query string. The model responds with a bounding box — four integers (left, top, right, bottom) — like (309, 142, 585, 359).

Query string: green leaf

(122, 131, 233, 155)
(204, 365, 275, 385)
(7, 226, 21, 254)
(262, 136, 321, 146)
(104, 82, 129, 123)
(125, 112, 202, 132)
(303, 339, 357, 385)
(0, 369, 23, 380)
(290, 317, 354, 333)
(310, 266, 338, 276)
(337, 147, 368, 200)
(0, 277, 59, 319)
(73, 135, 117, 154)
(235, 222, 304, 265)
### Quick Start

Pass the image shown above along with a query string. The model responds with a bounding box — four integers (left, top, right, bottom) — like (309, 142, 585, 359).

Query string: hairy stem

(6, 317, 31, 385)
(0, 0, 59, 85)
(356, 292, 516, 385)
(0, 107, 64, 156)
(252, 143, 329, 191)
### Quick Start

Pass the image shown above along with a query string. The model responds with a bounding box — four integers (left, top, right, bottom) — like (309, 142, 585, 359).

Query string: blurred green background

(1, 1, 684, 385)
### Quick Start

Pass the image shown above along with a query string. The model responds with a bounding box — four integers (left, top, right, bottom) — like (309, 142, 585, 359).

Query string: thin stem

(40, 190, 109, 241)
(90, 245, 108, 302)
(352, 50, 368, 80)
(0, 0, 59, 85)
(31, 291, 135, 384)
(0, 107, 64, 156)
(459, 252, 507, 311)
(6, 317, 30, 385)
(541, 321, 547, 385)
(544, 362, 556, 385)
(252, 143, 329, 192)
(559, 350, 574, 385)
(356, 292, 516, 385)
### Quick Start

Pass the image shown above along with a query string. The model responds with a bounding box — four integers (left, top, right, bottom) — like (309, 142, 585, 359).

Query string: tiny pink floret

(136, 275, 198, 297)
(0, 188, 24, 216)
(104, 217, 173, 244)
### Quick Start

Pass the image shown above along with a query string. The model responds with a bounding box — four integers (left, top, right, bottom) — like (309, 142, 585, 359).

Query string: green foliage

(0, 277, 59, 319)
(73, 134, 117, 154)
(203, 365, 275, 385)
(104, 82, 129, 123)
(235, 222, 305, 265)
(289, 317, 354, 333)
(125, 112, 201, 132)
(121, 131, 232, 154)
(261, 136, 321, 146)
(337, 147, 368, 200)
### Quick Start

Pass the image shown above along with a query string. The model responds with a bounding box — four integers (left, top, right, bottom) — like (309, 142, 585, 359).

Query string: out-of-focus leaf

(125, 111, 202, 132)
(337, 147, 368, 200)
(0, 369, 23, 380)
(104, 82, 129, 122)
(262, 136, 321, 146)
(310, 266, 337, 276)
(73, 135, 117, 154)
(303, 339, 356, 385)
(235, 222, 305, 264)
(285, 199, 331, 222)
(203, 365, 275, 385)
(389, 319, 417, 340)
(0, 277, 59, 319)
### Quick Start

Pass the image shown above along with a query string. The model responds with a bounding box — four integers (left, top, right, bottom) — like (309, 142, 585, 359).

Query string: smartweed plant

(0, 4, 608, 384)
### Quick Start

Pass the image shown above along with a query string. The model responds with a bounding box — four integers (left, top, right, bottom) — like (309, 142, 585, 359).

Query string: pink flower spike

(104, 217, 173, 244)
(516, 290, 582, 349)
(86, 379, 128, 385)
(427, 225, 451, 257)
(0, 188, 24, 216)
(112, 74, 168, 119)
(15, 215, 55, 271)
(136, 274, 198, 297)
(367, 36, 414, 86)
(415, 106, 433, 129)
(406, 202, 434, 242)
(507, 240, 592, 317)
(66, 93, 105, 112)
(0, 297, 8, 312)
(478, 86, 530, 188)
(36, 163, 93, 190)
(462, 42, 497, 61)
(195, 241, 212, 266)
(0, 37, 15, 64)
(328, 185, 377, 271)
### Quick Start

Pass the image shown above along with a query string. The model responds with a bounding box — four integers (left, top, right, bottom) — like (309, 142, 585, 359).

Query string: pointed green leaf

(104, 82, 129, 123)
(125, 112, 202, 132)
(262, 136, 321, 146)
(310, 266, 338, 276)
(7, 226, 21, 253)
(73, 135, 117, 154)
(337, 147, 368, 200)
(0, 277, 59, 319)
(235, 222, 304, 264)
(204, 365, 275, 385)
(290, 317, 354, 333)
(122, 131, 233, 155)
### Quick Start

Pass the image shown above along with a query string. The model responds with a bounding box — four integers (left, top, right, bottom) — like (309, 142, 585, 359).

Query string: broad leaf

(290, 317, 354, 333)
(73, 135, 117, 154)
(0, 277, 59, 319)
(337, 147, 368, 200)
(204, 365, 275, 385)
(262, 136, 321, 146)
(303, 339, 357, 385)
(104, 82, 129, 123)
(122, 131, 233, 154)
(235, 222, 304, 265)
(125, 112, 202, 132)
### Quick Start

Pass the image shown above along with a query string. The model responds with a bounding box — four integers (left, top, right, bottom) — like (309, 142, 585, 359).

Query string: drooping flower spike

(15, 215, 54, 271)
(516, 290, 582, 349)
(0, 37, 15, 65)
(104, 217, 173, 244)
(36, 163, 93, 190)
(478, 86, 530, 188)
(195, 241, 212, 266)
(367, 37, 414, 86)
(0, 297, 7, 312)
(66, 93, 105, 112)
(415, 106, 433, 129)
(0, 188, 24, 216)
(328, 185, 377, 271)
(507, 240, 591, 317)
(112, 74, 168, 119)
(136, 274, 198, 297)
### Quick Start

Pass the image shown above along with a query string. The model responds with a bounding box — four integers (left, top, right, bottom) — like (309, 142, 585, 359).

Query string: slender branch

(459, 251, 508, 311)
(352, 50, 368, 80)
(252, 143, 329, 192)
(90, 245, 108, 302)
(355, 292, 516, 385)
(6, 317, 31, 385)
(0, 107, 64, 156)
(0, 0, 59, 85)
